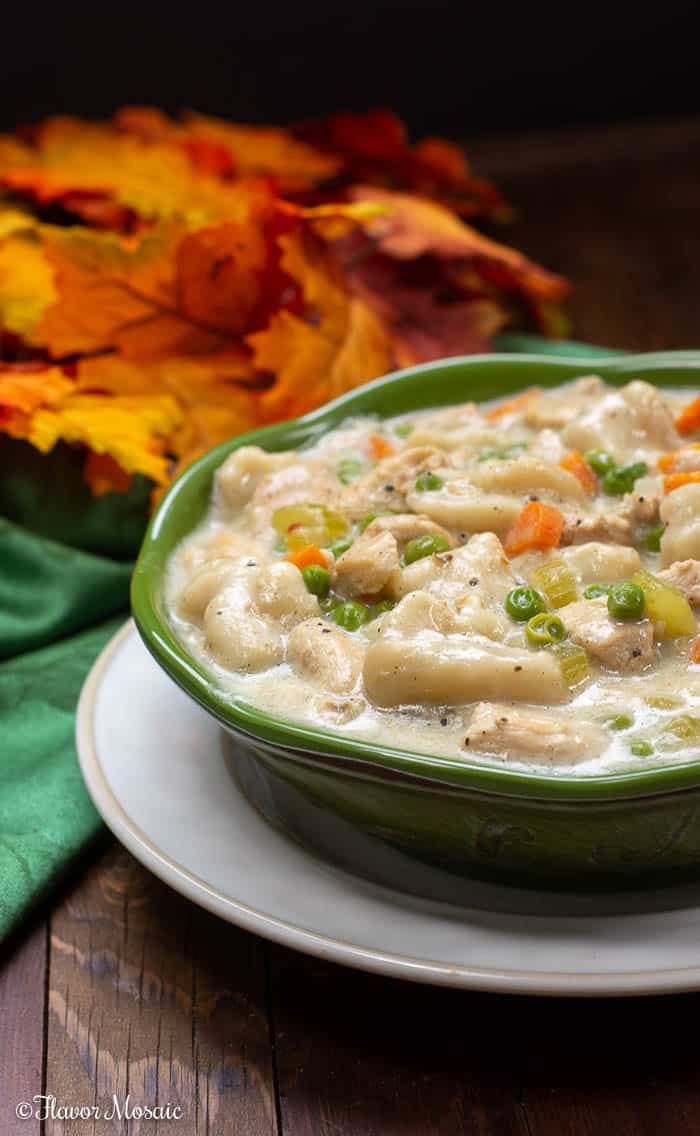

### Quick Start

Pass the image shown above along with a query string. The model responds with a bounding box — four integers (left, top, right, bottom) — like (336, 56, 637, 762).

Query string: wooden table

(3, 117, 700, 1136)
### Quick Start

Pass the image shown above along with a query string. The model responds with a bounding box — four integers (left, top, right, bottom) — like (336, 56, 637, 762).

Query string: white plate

(77, 621, 700, 996)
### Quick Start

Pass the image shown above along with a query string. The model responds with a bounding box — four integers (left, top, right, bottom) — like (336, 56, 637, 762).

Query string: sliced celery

(555, 643, 590, 688)
(630, 570, 697, 639)
(272, 504, 349, 551)
(531, 559, 578, 609)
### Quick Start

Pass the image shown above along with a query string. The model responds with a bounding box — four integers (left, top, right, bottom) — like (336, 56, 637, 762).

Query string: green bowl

(132, 351, 700, 890)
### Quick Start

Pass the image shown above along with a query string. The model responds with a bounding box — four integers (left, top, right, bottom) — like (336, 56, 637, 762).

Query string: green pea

(329, 537, 353, 559)
(525, 612, 566, 646)
(645, 523, 666, 552)
(301, 564, 330, 598)
(336, 458, 364, 485)
(630, 739, 654, 757)
(395, 422, 414, 438)
(415, 471, 444, 492)
(358, 513, 378, 533)
(606, 713, 634, 731)
(584, 449, 616, 476)
(607, 582, 645, 621)
(330, 601, 372, 631)
(403, 532, 451, 565)
(601, 461, 648, 496)
(372, 599, 396, 617)
(584, 584, 612, 600)
(505, 586, 547, 622)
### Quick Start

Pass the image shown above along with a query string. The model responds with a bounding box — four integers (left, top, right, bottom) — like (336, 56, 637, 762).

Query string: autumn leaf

(76, 354, 259, 479)
(293, 109, 507, 218)
(347, 185, 568, 302)
(248, 230, 391, 421)
(0, 107, 569, 498)
(334, 237, 507, 366)
(1, 116, 270, 229)
(0, 214, 275, 361)
(0, 364, 73, 438)
(0, 360, 182, 486)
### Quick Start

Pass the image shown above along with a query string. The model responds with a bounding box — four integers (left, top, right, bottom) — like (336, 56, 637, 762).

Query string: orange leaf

(348, 186, 568, 303)
(503, 502, 565, 557)
(560, 450, 598, 494)
(248, 230, 391, 422)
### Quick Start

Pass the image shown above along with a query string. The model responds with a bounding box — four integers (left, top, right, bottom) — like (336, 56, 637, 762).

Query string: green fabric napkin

(0, 335, 614, 940)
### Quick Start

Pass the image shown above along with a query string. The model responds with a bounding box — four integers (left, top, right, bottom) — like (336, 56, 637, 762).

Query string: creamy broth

(166, 376, 700, 774)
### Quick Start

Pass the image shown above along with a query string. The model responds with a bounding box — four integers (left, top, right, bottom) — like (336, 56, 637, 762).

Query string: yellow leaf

(28, 392, 183, 485)
(0, 226, 57, 337)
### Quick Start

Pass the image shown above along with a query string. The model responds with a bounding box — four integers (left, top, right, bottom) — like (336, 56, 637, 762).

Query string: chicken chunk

(561, 511, 633, 546)
(466, 703, 606, 763)
(332, 529, 400, 598)
(388, 533, 515, 626)
(559, 542, 641, 585)
(216, 446, 297, 511)
(529, 429, 568, 464)
(524, 376, 605, 429)
(657, 560, 700, 606)
(245, 461, 339, 537)
(338, 446, 444, 519)
(559, 597, 655, 672)
(562, 380, 679, 460)
(367, 512, 454, 548)
(468, 456, 586, 503)
(406, 402, 489, 451)
(660, 483, 700, 566)
(287, 619, 365, 694)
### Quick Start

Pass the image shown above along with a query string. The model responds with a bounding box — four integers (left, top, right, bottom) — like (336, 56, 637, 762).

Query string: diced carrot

(658, 452, 679, 473)
(485, 387, 542, 421)
(691, 637, 700, 665)
(286, 543, 327, 570)
(658, 444, 700, 473)
(503, 502, 565, 557)
(663, 471, 700, 494)
(369, 433, 395, 460)
(676, 395, 700, 435)
(560, 450, 598, 494)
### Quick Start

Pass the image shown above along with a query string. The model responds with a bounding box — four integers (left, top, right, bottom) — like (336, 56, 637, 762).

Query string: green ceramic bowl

(132, 351, 700, 890)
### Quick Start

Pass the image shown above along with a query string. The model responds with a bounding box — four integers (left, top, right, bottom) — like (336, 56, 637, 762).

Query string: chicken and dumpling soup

(167, 376, 700, 773)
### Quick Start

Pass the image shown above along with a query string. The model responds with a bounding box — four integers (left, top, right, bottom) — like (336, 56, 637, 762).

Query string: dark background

(2, 2, 698, 136)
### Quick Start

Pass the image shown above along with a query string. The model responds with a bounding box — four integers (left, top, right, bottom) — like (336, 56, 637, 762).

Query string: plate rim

(77, 620, 700, 997)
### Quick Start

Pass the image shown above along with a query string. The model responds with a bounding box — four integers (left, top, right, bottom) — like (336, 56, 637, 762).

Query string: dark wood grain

(3, 115, 700, 1136)
(468, 115, 700, 352)
(44, 845, 276, 1134)
(0, 920, 46, 1136)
